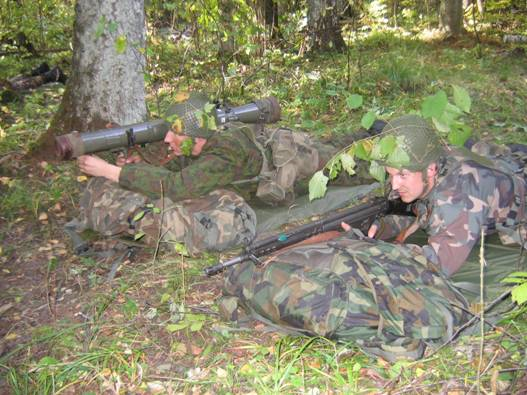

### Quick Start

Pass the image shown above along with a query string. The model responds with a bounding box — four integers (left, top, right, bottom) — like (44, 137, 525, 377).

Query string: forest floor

(2, 34, 527, 393)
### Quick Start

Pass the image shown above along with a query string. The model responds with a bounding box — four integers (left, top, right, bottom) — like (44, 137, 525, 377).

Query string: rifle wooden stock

(204, 197, 389, 276)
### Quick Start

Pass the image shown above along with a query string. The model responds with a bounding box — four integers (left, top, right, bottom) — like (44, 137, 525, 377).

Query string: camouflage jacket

(118, 123, 264, 203)
(377, 145, 526, 276)
(118, 124, 368, 206)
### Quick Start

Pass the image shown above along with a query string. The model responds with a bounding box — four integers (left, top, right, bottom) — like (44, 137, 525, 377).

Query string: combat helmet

(165, 92, 214, 139)
(381, 114, 444, 171)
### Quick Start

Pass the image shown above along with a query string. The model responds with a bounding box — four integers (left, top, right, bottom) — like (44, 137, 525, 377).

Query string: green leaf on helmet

(444, 102, 463, 119)
(206, 113, 217, 130)
(386, 143, 410, 168)
(452, 85, 471, 113)
(165, 113, 179, 123)
(346, 94, 363, 110)
(361, 110, 376, 129)
(369, 161, 386, 183)
(354, 140, 373, 161)
(328, 157, 342, 180)
(369, 138, 383, 160)
(309, 170, 329, 201)
(340, 153, 356, 175)
(431, 116, 451, 133)
(421, 90, 448, 119)
(180, 138, 194, 156)
(447, 123, 472, 146)
(203, 102, 216, 113)
(379, 135, 397, 156)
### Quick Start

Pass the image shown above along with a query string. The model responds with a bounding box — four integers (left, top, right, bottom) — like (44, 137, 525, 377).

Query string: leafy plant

(309, 85, 473, 200)
(502, 272, 527, 305)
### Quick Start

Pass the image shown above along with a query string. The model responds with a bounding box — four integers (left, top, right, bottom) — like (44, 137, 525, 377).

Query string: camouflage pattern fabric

(119, 123, 263, 203)
(256, 128, 324, 204)
(377, 144, 526, 276)
(220, 235, 468, 361)
(76, 177, 256, 255)
(118, 123, 372, 207)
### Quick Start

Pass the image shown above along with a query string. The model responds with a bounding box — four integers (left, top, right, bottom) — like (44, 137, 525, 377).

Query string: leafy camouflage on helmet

(220, 236, 468, 361)
(377, 143, 526, 276)
(76, 177, 256, 254)
(165, 92, 214, 139)
(381, 115, 445, 171)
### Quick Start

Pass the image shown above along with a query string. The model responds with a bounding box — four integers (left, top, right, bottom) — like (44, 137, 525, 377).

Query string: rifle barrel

(204, 197, 389, 276)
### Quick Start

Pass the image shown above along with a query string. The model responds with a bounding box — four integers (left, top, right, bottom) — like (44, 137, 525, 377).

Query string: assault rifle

(204, 197, 407, 276)
(54, 96, 281, 160)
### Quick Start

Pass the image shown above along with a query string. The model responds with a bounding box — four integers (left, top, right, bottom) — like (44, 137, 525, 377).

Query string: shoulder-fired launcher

(55, 96, 281, 160)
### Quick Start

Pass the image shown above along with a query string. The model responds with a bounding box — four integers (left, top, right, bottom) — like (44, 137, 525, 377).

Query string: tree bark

(306, 0, 347, 53)
(36, 0, 146, 157)
(253, 0, 279, 39)
(440, 0, 464, 37)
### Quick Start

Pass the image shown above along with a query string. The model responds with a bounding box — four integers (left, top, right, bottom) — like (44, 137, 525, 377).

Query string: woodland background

(0, 0, 527, 393)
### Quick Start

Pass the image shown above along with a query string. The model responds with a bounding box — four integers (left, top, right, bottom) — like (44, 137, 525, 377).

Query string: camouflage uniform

(375, 144, 526, 276)
(218, 115, 524, 360)
(76, 123, 366, 254)
(220, 235, 469, 361)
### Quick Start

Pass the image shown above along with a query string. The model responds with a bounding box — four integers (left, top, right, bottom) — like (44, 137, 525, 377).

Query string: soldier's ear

(427, 163, 438, 177)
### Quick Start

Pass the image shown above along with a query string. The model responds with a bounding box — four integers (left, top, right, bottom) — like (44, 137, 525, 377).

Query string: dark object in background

(30, 62, 50, 76)
(1, 63, 68, 103)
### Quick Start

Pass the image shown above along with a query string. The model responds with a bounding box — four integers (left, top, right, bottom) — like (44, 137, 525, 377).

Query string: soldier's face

(164, 131, 190, 155)
(386, 167, 427, 203)
(164, 131, 207, 156)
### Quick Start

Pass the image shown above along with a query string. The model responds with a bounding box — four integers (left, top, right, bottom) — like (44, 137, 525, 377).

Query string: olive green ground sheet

(253, 184, 525, 314)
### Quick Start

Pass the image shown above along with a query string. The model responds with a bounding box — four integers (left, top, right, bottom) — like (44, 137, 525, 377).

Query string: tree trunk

(476, 0, 485, 14)
(306, 0, 346, 53)
(462, 0, 485, 14)
(440, 0, 464, 37)
(254, 0, 279, 39)
(36, 0, 146, 157)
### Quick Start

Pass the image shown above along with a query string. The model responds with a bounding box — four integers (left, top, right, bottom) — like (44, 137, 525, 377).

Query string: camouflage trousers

(219, 236, 469, 361)
(74, 177, 257, 255)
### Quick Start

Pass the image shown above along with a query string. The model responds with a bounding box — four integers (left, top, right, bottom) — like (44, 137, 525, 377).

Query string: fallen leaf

(38, 212, 48, 221)
(77, 175, 88, 182)
(0, 303, 13, 315)
(5, 333, 18, 340)
(146, 382, 166, 394)
(0, 177, 12, 186)
(216, 367, 228, 378)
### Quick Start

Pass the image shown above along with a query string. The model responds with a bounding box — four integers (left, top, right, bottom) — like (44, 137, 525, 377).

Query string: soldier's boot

(30, 62, 50, 76)
(42, 67, 67, 84)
